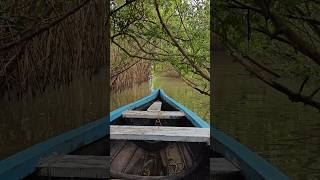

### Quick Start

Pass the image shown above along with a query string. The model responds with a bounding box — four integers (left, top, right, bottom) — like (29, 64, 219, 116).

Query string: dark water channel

(1, 54, 320, 179)
(111, 77, 210, 122)
(0, 71, 108, 160)
(213, 52, 320, 180)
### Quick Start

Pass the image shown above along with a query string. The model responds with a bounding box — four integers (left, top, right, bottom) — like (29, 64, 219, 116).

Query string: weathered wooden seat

(122, 110, 185, 119)
(37, 155, 109, 178)
(147, 101, 162, 111)
(123, 101, 184, 119)
(110, 125, 210, 143)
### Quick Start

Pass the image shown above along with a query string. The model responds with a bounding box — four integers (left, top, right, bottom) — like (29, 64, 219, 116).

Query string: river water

(0, 71, 108, 160)
(213, 52, 320, 180)
(1, 55, 319, 179)
(112, 53, 320, 179)
(111, 76, 210, 121)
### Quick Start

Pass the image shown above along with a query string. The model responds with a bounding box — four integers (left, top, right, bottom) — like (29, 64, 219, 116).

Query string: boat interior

(24, 95, 246, 180)
(110, 97, 211, 179)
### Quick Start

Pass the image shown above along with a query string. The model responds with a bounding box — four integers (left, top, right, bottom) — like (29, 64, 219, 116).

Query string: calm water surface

(0, 71, 108, 160)
(213, 52, 320, 180)
(110, 77, 210, 122)
(2, 57, 319, 180)
(0, 72, 207, 160)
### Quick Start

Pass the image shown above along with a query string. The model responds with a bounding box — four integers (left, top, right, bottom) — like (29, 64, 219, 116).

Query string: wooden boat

(0, 89, 289, 180)
(109, 91, 210, 179)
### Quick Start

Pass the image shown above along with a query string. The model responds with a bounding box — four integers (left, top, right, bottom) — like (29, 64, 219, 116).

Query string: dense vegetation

(0, 0, 108, 100)
(112, 0, 320, 110)
(1, 0, 318, 110)
(111, 0, 210, 95)
(214, 0, 320, 109)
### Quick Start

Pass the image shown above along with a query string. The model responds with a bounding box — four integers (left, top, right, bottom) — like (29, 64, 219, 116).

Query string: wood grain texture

(122, 110, 184, 119)
(147, 101, 162, 111)
(110, 125, 209, 143)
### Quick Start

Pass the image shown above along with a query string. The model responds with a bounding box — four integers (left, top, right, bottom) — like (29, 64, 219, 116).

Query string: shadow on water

(213, 52, 320, 180)
(0, 70, 108, 160)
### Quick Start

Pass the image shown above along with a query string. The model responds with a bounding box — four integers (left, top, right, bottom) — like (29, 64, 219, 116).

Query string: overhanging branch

(154, 0, 210, 81)
(227, 44, 320, 110)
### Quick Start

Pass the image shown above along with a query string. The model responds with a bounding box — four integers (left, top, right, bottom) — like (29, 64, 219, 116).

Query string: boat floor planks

(110, 125, 210, 143)
(110, 139, 209, 179)
(37, 155, 109, 178)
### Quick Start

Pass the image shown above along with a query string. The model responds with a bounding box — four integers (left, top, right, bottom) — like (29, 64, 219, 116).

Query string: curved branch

(227, 44, 320, 110)
(0, 0, 92, 51)
(112, 39, 167, 62)
(175, 0, 195, 53)
(182, 77, 210, 96)
(154, 0, 210, 81)
(111, 59, 142, 78)
(110, 0, 138, 16)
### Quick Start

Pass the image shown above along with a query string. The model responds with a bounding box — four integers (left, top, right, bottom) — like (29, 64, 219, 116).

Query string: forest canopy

(214, 0, 320, 110)
(111, 0, 210, 95)
(112, 0, 320, 110)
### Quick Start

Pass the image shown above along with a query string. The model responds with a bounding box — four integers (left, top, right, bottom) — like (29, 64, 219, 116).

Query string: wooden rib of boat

(0, 89, 289, 180)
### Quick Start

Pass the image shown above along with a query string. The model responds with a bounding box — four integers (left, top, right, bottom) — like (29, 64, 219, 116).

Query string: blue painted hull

(111, 89, 289, 180)
(0, 89, 288, 180)
(160, 89, 288, 180)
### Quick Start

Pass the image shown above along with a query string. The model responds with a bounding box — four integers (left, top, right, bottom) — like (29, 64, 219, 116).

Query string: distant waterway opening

(111, 75, 210, 122)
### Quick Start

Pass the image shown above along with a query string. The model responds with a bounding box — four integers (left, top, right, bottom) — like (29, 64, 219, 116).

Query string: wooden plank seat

(37, 155, 109, 178)
(147, 101, 162, 111)
(123, 101, 184, 119)
(122, 110, 184, 119)
(110, 125, 210, 143)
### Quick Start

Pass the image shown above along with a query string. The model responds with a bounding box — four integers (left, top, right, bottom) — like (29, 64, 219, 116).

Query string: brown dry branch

(0, 0, 109, 100)
(110, 41, 151, 92)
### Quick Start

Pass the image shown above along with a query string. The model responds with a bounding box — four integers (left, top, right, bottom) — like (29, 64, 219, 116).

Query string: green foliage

(112, 0, 210, 95)
(215, 0, 320, 83)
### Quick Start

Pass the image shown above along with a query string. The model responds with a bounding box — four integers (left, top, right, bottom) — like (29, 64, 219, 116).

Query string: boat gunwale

(0, 89, 289, 180)
(159, 89, 209, 128)
(157, 89, 289, 180)
(0, 117, 108, 179)
(110, 89, 159, 122)
(0, 89, 159, 179)
(211, 127, 289, 180)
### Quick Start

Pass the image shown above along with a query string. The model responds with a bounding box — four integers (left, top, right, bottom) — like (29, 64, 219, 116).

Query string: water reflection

(213, 52, 320, 180)
(110, 82, 151, 110)
(110, 76, 210, 122)
(0, 71, 108, 160)
(152, 76, 210, 122)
